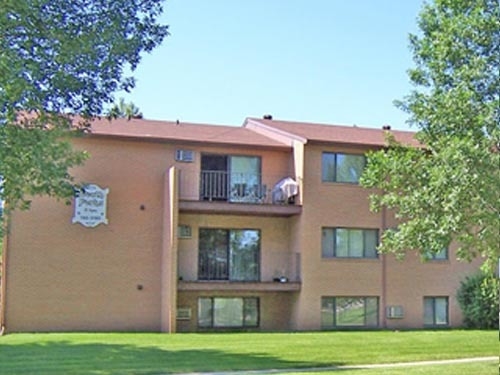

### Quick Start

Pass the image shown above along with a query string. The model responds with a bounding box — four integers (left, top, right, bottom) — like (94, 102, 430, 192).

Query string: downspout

(0, 220, 8, 335)
(381, 206, 387, 329)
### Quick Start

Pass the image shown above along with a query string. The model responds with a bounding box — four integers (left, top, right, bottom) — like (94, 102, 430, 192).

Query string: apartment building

(0, 116, 482, 333)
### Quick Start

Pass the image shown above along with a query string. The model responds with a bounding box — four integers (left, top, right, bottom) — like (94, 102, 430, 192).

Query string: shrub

(456, 272, 499, 329)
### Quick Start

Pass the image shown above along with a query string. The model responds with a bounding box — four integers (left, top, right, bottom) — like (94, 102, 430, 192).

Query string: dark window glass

(423, 248, 448, 261)
(198, 229, 229, 280)
(198, 297, 259, 328)
(322, 153, 365, 183)
(230, 230, 260, 281)
(199, 229, 260, 281)
(322, 228, 379, 258)
(321, 297, 379, 328)
(424, 297, 448, 326)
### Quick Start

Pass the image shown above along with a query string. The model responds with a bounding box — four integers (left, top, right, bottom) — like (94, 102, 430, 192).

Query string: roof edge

(83, 131, 292, 150)
(243, 118, 307, 146)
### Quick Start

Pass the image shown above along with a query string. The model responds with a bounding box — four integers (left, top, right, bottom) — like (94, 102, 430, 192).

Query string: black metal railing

(200, 170, 229, 201)
(200, 171, 267, 203)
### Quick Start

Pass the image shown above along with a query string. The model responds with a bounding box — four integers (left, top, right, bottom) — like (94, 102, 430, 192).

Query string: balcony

(178, 280, 301, 292)
(178, 170, 302, 217)
(178, 251, 301, 293)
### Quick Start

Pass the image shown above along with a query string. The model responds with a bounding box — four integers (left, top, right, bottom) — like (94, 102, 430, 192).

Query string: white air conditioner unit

(386, 305, 404, 319)
(177, 225, 192, 239)
(175, 149, 194, 162)
(176, 308, 192, 320)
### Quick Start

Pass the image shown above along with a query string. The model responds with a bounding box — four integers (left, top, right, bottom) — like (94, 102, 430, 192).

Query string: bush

(456, 272, 499, 329)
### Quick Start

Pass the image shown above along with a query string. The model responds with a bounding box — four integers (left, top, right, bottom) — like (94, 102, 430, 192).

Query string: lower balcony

(178, 249, 301, 293)
(178, 280, 301, 292)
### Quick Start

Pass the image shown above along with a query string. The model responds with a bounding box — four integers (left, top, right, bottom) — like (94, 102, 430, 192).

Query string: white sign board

(72, 184, 109, 227)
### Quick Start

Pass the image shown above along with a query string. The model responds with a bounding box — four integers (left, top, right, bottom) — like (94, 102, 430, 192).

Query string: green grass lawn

(0, 330, 496, 374)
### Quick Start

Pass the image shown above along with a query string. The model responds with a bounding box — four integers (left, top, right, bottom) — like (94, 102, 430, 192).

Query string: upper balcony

(178, 170, 302, 217)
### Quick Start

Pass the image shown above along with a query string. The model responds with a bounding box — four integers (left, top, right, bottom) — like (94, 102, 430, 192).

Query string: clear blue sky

(124, 0, 425, 130)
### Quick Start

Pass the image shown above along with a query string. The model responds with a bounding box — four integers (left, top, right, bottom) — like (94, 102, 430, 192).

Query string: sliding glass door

(200, 154, 261, 202)
(229, 156, 261, 202)
(198, 228, 260, 281)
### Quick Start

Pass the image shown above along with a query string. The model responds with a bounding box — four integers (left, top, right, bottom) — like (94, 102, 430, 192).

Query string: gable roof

(245, 117, 419, 147)
(81, 116, 419, 149)
(87, 117, 290, 148)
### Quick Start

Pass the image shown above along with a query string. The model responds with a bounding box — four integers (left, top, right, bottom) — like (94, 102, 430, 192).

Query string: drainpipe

(0, 223, 8, 335)
(381, 206, 387, 329)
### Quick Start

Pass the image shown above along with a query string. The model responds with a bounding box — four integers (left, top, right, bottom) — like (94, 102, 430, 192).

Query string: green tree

(456, 272, 499, 329)
(0, 0, 168, 237)
(107, 98, 143, 120)
(360, 0, 500, 270)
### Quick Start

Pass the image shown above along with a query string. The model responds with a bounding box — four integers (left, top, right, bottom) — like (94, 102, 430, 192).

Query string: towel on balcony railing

(272, 177, 299, 204)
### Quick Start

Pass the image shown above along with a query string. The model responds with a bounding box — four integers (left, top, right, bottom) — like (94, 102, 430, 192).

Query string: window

(198, 297, 259, 328)
(424, 297, 449, 326)
(321, 297, 379, 328)
(423, 248, 448, 261)
(198, 229, 260, 281)
(322, 228, 378, 258)
(322, 152, 365, 183)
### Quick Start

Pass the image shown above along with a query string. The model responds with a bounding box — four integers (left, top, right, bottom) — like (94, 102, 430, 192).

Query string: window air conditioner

(386, 305, 404, 319)
(175, 149, 194, 162)
(176, 308, 192, 320)
(177, 225, 192, 239)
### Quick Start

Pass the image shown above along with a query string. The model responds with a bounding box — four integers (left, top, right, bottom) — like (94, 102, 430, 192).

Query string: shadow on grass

(0, 340, 346, 375)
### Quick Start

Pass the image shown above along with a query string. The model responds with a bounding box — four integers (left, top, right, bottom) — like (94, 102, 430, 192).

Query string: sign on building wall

(72, 184, 109, 227)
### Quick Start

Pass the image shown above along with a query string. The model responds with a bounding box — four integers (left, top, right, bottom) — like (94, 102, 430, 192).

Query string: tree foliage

(0, 0, 168, 236)
(456, 272, 499, 329)
(1, 0, 168, 118)
(107, 98, 143, 120)
(361, 0, 499, 269)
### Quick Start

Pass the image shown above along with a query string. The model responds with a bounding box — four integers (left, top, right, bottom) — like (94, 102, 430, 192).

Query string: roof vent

(263, 114, 273, 120)
(382, 125, 391, 130)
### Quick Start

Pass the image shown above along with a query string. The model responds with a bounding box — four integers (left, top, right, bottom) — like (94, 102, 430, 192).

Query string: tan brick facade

(1, 117, 482, 332)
